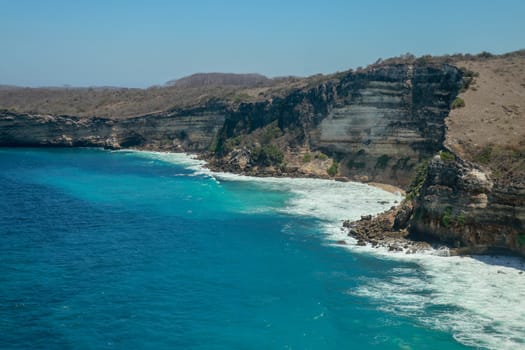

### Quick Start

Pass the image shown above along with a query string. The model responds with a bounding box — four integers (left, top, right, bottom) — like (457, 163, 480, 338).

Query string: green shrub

(441, 207, 453, 228)
(477, 51, 493, 59)
(440, 151, 455, 162)
(327, 161, 338, 177)
(518, 234, 525, 246)
(223, 135, 242, 153)
(302, 153, 312, 163)
(451, 97, 465, 109)
(392, 156, 412, 171)
(346, 149, 367, 170)
(208, 134, 219, 153)
(347, 159, 366, 169)
(233, 92, 251, 102)
(460, 68, 479, 92)
(456, 213, 465, 225)
(260, 124, 282, 144)
(474, 145, 493, 164)
(252, 144, 284, 166)
(462, 68, 479, 78)
(406, 159, 429, 200)
(415, 55, 433, 65)
(375, 155, 390, 169)
(316, 152, 328, 160)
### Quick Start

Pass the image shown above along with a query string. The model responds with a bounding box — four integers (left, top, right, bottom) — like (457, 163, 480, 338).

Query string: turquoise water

(1, 148, 523, 349)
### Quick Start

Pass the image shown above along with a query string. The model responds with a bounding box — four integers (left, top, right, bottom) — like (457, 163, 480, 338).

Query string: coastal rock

(410, 153, 525, 256)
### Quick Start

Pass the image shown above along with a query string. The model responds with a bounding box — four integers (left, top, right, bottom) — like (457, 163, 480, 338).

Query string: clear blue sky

(1, 0, 524, 87)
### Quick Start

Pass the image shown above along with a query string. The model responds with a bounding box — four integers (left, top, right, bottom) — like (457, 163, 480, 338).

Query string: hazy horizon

(1, 0, 524, 88)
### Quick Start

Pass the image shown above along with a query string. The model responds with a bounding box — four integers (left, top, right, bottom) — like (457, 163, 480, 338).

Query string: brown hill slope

(0, 75, 311, 119)
(166, 73, 272, 88)
(447, 51, 525, 155)
(446, 51, 525, 183)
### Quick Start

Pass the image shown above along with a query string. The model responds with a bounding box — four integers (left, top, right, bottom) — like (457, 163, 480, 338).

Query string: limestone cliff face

(214, 63, 463, 187)
(408, 152, 525, 256)
(0, 103, 226, 151)
(0, 111, 115, 148)
(312, 64, 461, 185)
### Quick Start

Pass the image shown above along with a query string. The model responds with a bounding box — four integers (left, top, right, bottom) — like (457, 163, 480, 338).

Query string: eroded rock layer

(213, 63, 463, 187)
(0, 103, 226, 151)
(405, 153, 525, 256)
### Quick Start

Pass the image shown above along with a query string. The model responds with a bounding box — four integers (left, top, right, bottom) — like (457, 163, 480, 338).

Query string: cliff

(408, 152, 525, 256)
(344, 51, 525, 257)
(0, 102, 226, 151)
(211, 63, 463, 187)
(403, 52, 525, 256)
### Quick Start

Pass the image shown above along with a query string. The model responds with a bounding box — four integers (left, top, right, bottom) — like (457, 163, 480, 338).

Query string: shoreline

(128, 148, 463, 257)
(129, 146, 406, 192)
(5, 145, 521, 260)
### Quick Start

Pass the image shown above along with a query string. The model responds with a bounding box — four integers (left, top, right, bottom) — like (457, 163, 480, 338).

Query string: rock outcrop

(409, 152, 525, 256)
(0, 102, 226, 151)
(213, 63, 463, 187)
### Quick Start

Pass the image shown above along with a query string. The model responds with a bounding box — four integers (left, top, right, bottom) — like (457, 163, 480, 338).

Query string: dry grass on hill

(0, 74, 323, 119)
(446, 51, 525, 182)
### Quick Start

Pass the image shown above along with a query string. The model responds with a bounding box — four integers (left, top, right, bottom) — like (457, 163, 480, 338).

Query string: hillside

(165, 73, 273, 88)
(446, 51, 525, 183)
(0, 74, 312, 119)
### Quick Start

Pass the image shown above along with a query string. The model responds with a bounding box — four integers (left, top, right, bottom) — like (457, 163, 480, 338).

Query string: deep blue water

(0, 148, 478, 349)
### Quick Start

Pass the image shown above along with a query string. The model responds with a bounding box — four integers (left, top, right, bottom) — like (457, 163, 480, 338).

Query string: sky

(1, 0, 524, 88)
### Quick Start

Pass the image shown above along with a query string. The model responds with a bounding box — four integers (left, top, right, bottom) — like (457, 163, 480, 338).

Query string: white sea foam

(331, 226, 525, 349)
(349, 254, 525, 350)
(117, 150, 217, 179)
(211, 172, 402, 222)
(128, 150, 525, 349)
(126, 149, 401, 221)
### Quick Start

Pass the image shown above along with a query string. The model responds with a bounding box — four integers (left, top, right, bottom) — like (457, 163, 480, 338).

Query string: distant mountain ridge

(166, 73, 272, 88)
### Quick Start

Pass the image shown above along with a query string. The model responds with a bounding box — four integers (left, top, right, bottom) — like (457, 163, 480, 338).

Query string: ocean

(1, 148, 523, 349)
